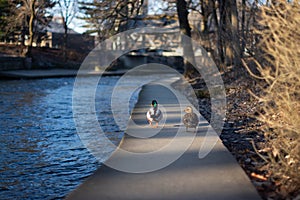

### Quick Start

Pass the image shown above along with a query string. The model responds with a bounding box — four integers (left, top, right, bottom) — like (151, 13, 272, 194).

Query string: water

(0, 76, 138, 200)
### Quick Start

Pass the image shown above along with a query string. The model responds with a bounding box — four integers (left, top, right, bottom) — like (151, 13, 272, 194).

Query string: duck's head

(151, 100, 158, 108)
(184, 106, 193, 114)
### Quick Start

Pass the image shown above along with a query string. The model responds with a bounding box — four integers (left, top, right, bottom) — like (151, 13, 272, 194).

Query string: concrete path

(66, 83, 261, 200)
(0, 69, 126, 78)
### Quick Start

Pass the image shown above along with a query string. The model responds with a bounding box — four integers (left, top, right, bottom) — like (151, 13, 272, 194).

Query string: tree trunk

(26, 0, 36, 58)
(63, 20, 68, 62)
(200, 0, 210, 51)
(241, 0, 246, 56)
(218, 0, 227, 65)
(176, 0, 198, 79)
(212, 1, 224, 66)
(230, 0, 241, 67)
(218, 0, 241, 67)
(224, 1, 234, 65)
(21, 24, 26, 56)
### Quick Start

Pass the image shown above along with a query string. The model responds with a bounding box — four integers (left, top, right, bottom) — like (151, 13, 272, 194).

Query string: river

(0, 76, 137, 199)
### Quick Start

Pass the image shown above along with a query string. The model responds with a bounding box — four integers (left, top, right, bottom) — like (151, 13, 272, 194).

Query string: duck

(183, 106, 199, 132)
(146, 100, 163, 128)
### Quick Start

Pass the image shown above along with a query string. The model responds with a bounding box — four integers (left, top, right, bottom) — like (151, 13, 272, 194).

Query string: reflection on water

(0, 77, 133, 200)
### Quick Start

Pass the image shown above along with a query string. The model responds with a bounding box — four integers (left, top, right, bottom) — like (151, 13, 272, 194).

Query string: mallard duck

(183, 106, 199, 132)
(146, 100, 163, 128)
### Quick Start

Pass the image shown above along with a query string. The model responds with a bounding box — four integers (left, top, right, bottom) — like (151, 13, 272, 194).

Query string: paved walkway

(0, 69, 127, 78)
(66, 82, 262, 200)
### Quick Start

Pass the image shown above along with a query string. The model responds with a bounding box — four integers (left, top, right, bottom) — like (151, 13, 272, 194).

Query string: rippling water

(0, 76, 137, 200)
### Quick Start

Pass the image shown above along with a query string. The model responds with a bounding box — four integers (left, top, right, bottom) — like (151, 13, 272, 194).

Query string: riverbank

(0, 44, 88, 70)
(192, 69, 292, 199)
(66, 79, 261, 200)
(0, 69, 127, 79)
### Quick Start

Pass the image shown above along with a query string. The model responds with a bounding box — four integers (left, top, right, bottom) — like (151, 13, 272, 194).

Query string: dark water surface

(0, 77, 130, 200)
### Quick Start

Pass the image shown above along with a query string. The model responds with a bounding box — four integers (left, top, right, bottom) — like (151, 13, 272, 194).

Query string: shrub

(246, 1, 300, 198)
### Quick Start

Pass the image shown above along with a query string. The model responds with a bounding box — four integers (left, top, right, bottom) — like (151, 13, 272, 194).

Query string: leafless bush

(245, 0, 300, 198)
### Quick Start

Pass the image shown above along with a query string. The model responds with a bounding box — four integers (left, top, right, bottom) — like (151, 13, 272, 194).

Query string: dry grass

(245, 1, 300, 198)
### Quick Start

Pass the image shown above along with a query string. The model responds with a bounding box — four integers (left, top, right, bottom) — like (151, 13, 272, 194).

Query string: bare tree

(0, 0, 12, 40)
(78, 0, 259, 74)
(27, 0, 37, 57)
(79, 0, 145, 42)
(4, 0, 54, 56)
(57, 0, 78, 61)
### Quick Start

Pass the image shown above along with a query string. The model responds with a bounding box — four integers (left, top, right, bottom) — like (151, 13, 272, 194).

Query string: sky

(51, 1, 87, 34)
(68, 19, 86, 34)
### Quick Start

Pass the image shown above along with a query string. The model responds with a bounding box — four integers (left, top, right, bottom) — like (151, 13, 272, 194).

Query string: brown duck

(183, 106, 199, 133)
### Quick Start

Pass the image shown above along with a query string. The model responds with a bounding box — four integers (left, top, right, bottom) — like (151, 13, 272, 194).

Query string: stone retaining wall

(0, 56, 26, 71)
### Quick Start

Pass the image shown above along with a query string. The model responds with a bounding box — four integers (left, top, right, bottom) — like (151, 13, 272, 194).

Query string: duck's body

(147, 107, 163, 123)
(146, 100, 163, 128)
(183, 106, 199, 132)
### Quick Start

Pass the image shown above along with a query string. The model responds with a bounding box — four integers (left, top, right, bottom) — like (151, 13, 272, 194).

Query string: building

(36, 17, 94, 53)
